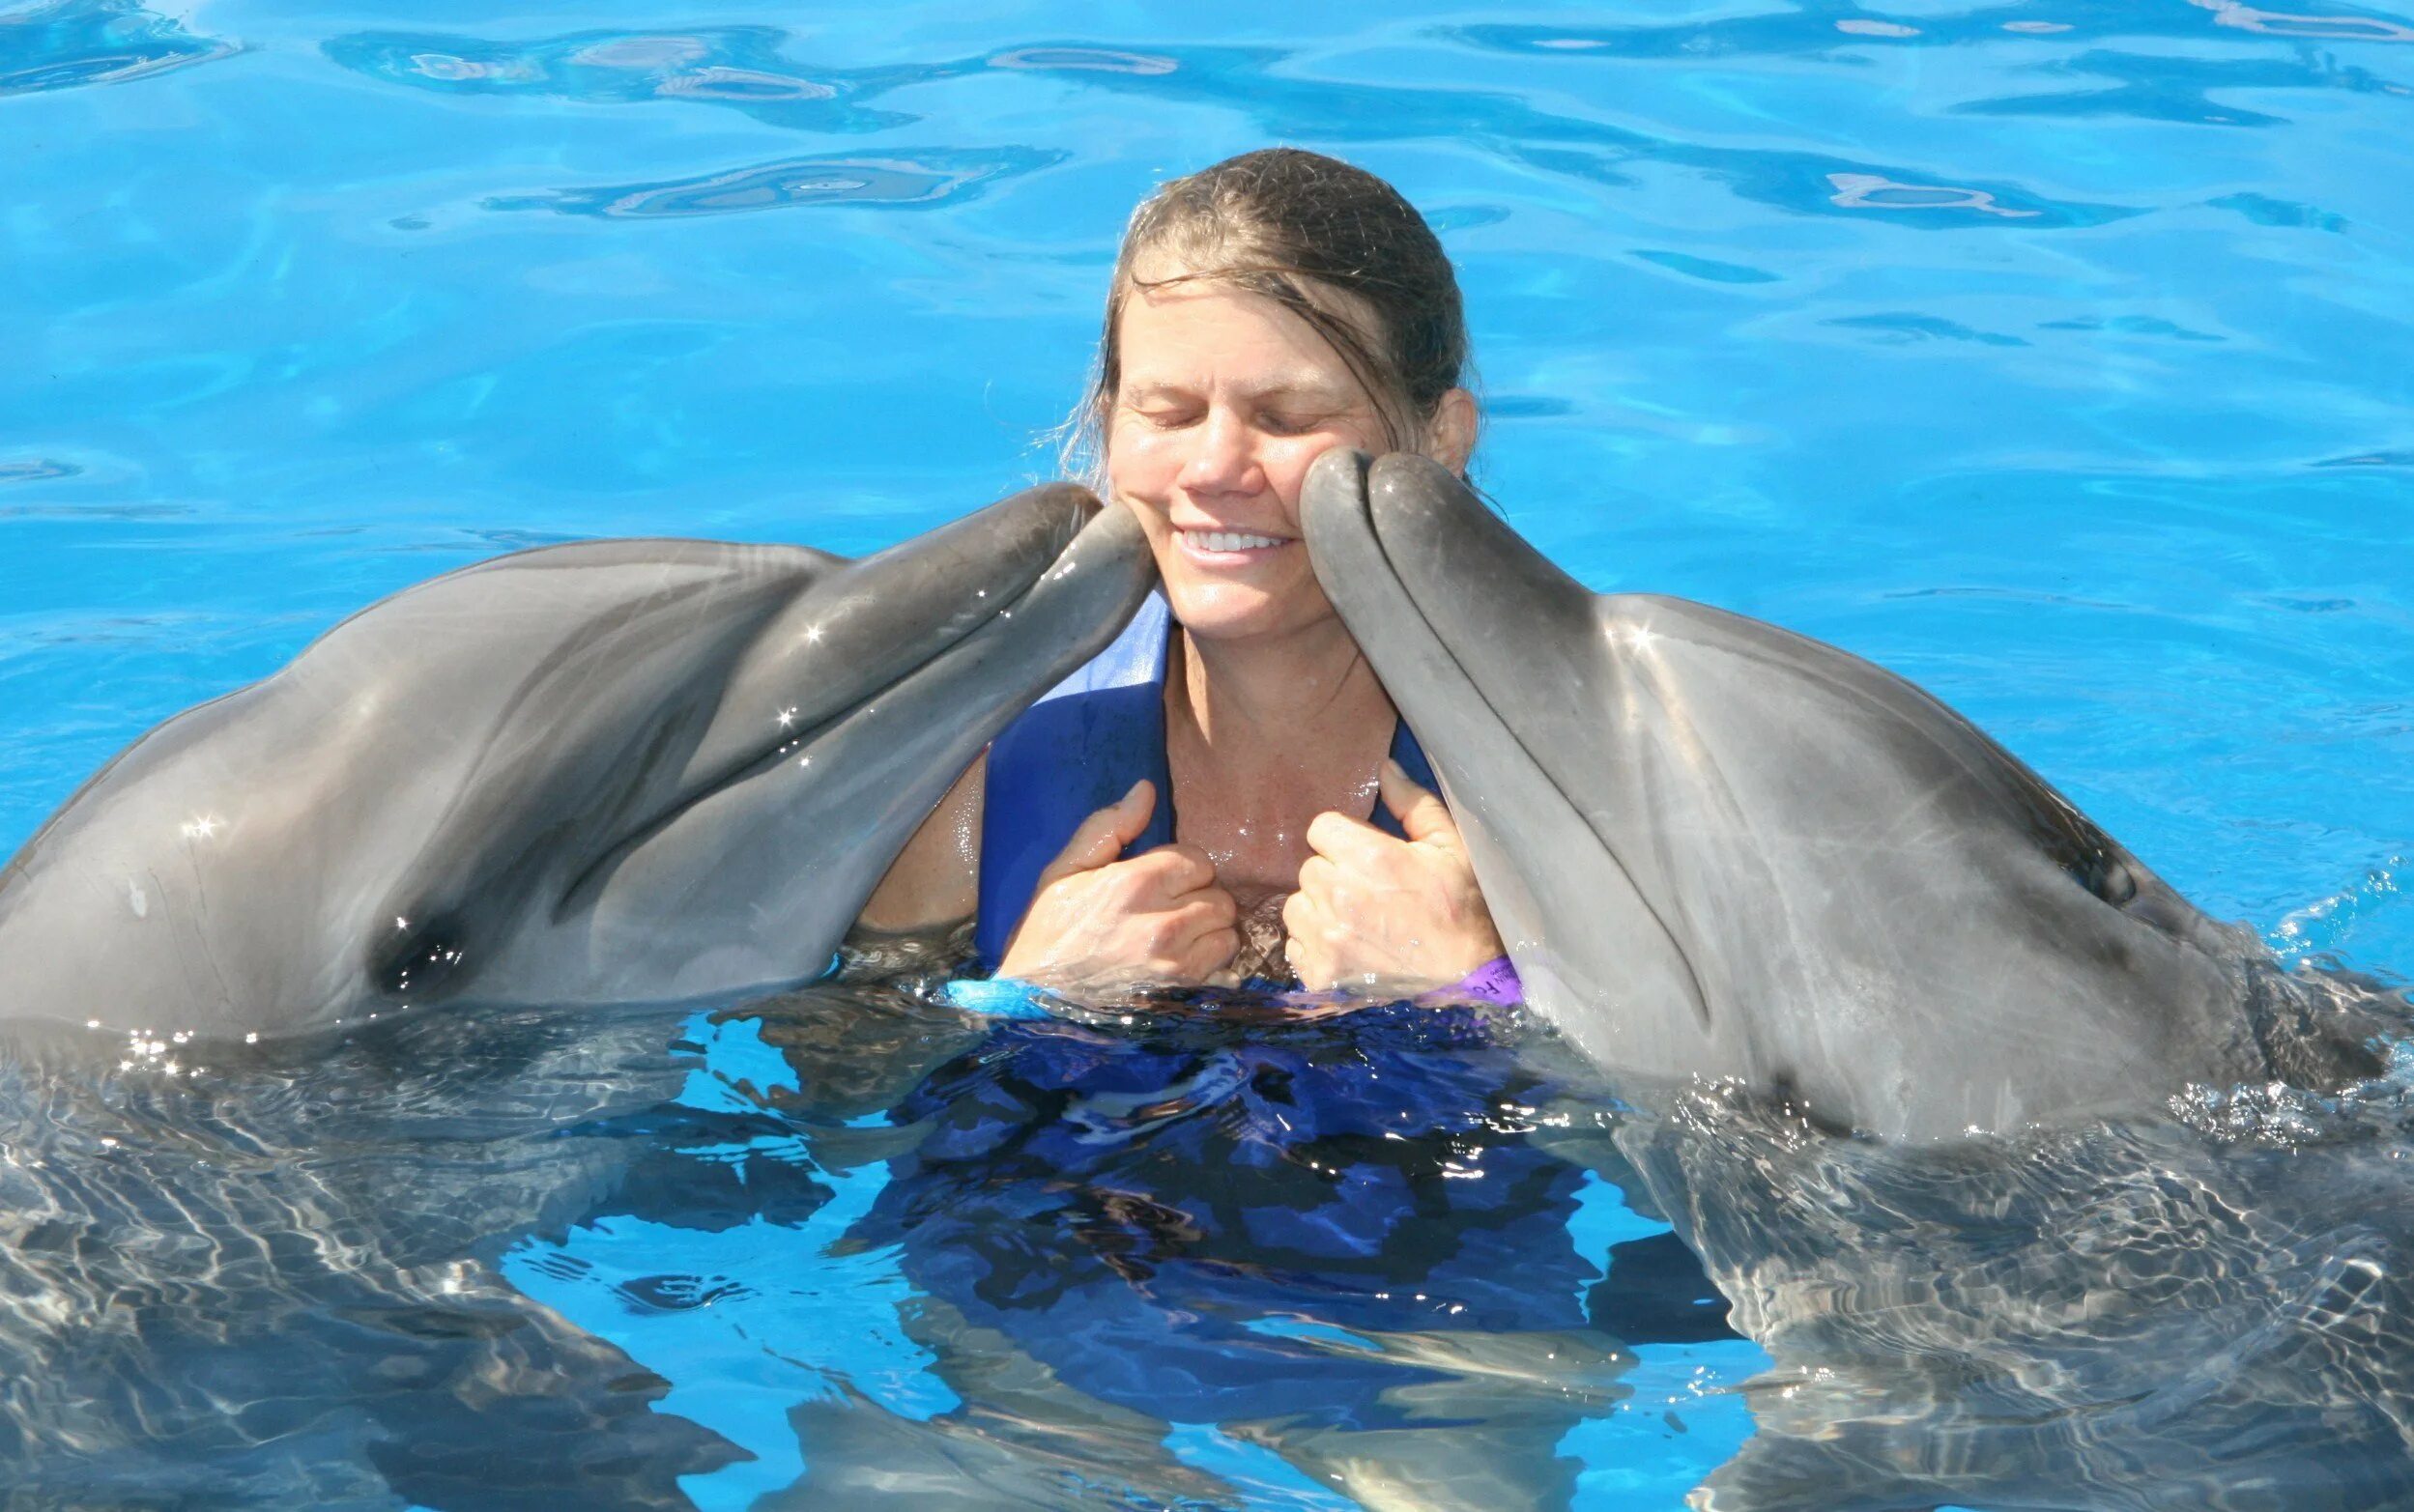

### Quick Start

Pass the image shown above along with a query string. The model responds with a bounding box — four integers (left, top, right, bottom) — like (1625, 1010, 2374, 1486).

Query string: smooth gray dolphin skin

(0, 485, 1154, 1038)
(1303, 449, 2380, 1142)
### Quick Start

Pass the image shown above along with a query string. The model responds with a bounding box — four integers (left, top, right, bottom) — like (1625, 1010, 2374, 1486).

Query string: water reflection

(325, 24, 2136, 230)
(1826, 171, 2042, 218)
(1633, 249, 1782, 285)
(1826, 311, 2030, 346)
(485, 148, 1062, 220)
(990, 45, 1176, 75)
(2040, 314, 2225, 342)
(1958, 47, 2405, 127)
(1620, 1053, 2414, 1512)
(0, 0, 238, 97)
(0, 458, 80, 483)
(504, 1015, 957, 1509)
(510, 979, 1761, 1508)
(1459, 0, 2414, 57)
(0, 1005, 738, 1506)
(2214, 190, 2353, 231)
(2192, 0, 2414, 42)
(991, 41, 2134, 229)
(1456, 6, 2411, 128)
(322, 25, 975, 134)
(2, 948, 2408, 1507)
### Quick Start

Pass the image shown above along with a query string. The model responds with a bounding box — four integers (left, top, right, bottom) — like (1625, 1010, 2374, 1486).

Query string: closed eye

(1255, 411, 1325, 436)
(1128, 404, 1203, 430)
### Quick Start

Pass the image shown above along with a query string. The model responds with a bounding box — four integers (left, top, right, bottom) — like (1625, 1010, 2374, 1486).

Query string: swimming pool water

(3, 0, 2412, 1507)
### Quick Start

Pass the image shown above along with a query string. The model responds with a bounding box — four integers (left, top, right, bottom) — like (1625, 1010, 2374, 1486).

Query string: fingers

(1379, 758, 1458, 847)
(1304, 763, 1459, 878)
(1168, 926, 1242, 983)
(1289, 767, 1504, 993)
(1138, 868, 1238, 981)
(1282, 888, 1339, 990)
(1036, 779, 1157, 888)
(1303, 807, 1393, 871)
(1159, 895, 1240, 981)
(1128, 841, 1220, 899)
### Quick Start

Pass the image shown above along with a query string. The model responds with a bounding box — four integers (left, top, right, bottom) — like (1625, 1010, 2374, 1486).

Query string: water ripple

(2192, 0, 2414, 42)
(0, 0, 238, 97)
(1632, 249, 1781, 284)
(484, 146, 1063, 220)
(2214, 190, 2353, 230)
(0, 458, 80, 484)
(989, 44, 1176, 75)
(321, 25, 975, 133)
(998, 40, 2135, 229)
(2040, 314, 2226, 342)
(1957, 48, 2406, 127)
(320, 25, 2142, 229)
(1455, 0, 2414, 58)
(1826, 312, 2030, 347)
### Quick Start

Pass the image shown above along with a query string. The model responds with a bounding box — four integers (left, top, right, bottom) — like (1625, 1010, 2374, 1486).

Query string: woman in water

(862, 148, 1508, 996)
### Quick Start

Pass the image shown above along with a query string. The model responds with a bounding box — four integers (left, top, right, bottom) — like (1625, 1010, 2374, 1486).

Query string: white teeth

(1185, 529, 1283, 553)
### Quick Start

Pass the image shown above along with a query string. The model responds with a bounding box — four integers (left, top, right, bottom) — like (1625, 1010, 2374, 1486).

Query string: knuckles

(1132, 846, 1211, 893)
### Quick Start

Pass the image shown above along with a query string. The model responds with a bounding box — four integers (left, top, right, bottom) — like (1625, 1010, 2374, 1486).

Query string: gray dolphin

(1302, 450, 2382, 1142)
(0, 485, 1153, 1037)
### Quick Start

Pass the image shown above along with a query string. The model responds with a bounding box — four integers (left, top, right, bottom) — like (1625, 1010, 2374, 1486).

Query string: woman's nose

(1177, 409, 1261, 495)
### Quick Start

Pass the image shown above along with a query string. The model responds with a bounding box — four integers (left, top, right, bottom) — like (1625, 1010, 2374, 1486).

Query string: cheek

(1260, 433, 1357, 524)
(1106, 425, 1179, 500)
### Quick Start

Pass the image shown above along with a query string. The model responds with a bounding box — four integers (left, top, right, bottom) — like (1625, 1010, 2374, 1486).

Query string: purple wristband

(1450, 956, 1524, 1006)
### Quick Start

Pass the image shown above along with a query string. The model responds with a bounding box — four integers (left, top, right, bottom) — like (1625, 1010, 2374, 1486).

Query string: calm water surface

(3, 0, 2412, 1507)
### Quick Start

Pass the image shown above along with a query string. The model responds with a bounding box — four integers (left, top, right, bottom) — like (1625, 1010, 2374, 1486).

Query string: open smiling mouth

(1176, 528, 1290, 556)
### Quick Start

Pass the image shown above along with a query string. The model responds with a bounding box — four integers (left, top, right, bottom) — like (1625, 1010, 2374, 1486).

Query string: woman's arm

(855, 755, 985, 932)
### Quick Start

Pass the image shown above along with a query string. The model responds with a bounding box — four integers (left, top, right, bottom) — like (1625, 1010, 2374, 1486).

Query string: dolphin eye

(2026, 786, 2142, 911)
(2069, 846, 2139, 909)
(374, 914, 468, 999)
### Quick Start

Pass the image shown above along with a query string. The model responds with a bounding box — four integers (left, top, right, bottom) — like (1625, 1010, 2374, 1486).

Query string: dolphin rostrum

(1302, 450, 2383, 1142)
(0, 485, 1153, 1038)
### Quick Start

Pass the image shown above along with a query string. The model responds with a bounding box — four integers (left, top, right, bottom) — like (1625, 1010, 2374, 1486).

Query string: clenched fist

(996, 779, 1241, 991)
(1283, 759, 1504, 994)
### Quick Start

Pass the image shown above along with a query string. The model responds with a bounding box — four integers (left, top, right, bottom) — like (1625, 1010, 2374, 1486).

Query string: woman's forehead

(1117, 281, 1371, 393)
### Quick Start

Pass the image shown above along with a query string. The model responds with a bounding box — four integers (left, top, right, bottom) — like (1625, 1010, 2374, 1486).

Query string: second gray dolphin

(1302, 450, 2382, 1141)
(0, 486, 1155, 1038)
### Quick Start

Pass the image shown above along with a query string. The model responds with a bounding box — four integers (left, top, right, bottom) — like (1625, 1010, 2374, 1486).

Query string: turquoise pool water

(3, 0, 2412, 1507)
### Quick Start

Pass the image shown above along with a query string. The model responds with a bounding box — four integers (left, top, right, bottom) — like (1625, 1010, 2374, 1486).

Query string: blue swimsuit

(973, 592, 1438, 972)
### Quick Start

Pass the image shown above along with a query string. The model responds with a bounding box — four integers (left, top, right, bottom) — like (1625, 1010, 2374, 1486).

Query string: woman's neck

(1161, 610, 1399, 917)
(1168, 615, 1394, 769)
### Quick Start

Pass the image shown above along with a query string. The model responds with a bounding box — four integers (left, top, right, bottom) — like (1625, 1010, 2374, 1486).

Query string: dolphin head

(0, 486, 1156, 1033)
(1303, 450, 2273, 1140)
(370, 484, 1159, 1010)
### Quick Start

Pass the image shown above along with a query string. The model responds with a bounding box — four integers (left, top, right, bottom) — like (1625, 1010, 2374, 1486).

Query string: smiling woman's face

(1106, 270, 1399, 647)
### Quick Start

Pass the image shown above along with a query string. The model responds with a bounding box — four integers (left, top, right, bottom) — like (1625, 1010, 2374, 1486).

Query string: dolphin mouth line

(552, 508, 1097, 918)
(1353, 469, 1712, 1029)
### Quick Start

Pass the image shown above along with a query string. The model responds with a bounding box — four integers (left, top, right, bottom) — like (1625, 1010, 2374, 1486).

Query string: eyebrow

(1118, 375, 1359, 406)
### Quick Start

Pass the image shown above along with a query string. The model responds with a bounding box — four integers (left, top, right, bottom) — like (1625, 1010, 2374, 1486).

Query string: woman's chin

(1164, 580, 1336, 644)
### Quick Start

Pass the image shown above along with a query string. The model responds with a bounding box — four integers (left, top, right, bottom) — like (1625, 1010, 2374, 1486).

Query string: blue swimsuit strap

(974, 593, 1438, 971)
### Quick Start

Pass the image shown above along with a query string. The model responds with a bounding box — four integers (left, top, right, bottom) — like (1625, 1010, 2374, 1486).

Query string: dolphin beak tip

(1304, 447, 1371, 511)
